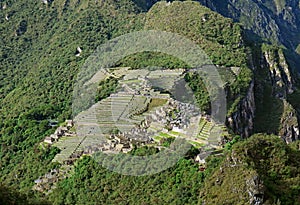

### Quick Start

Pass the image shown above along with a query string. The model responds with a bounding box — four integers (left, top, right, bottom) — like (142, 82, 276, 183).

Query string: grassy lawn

(148, 98, 168, 110)
(153, 135, 162, 142)
(169, 131, 181, 136)
(159, 132, 174, 138)
(121, 79, 141, 84)
(188, 141, 205, 148)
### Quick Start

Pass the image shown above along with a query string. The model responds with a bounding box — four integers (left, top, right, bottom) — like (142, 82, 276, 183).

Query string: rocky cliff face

(227, 149, 266, 205)
(227, 45, 300, 141)
(263, 48, 294, 98)
(227, 81, 255, 138)
(260, 46, 300, 143)
(246, 175, 265, 205)
(280, 100, 300, 143)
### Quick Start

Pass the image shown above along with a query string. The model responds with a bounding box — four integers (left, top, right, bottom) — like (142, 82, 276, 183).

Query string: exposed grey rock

(227, 81, 255, 138)
(280, 100, 300, 143)
(246, 175, 265, 205)
(41, 0, 53, 4)
(263, 49, 294, 98)
(261, 48, 299, 142)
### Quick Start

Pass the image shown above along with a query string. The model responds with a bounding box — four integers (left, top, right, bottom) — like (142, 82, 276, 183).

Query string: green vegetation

(188, 141, 204, 149)
(48, 153, 217, 205)
(116, 51, 190, 69)
(145, 1, 247, 67)
(288, 88, 300, 112)
(147, 98, 168, 110)
(296, 44, 300, 55)
(159, 132, 174, 138)
(0, 184, 50, 205)
(108, 127, 120, 135)
(0, 0, 143, 197)
(161, 137, 176, 147)
(95, 77, 119, 102)
(184, 72, 210, 112)
(130, 145, 159, 156)
(1, 0, 299, 204)
(224, 135, 241, 150)
(254, 84, 284, 133)
(202, 134, 300, 204)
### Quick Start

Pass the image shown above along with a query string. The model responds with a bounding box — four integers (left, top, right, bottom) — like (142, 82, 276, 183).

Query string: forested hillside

(202, 134, 300, 204)
(0, 0, 143, 194)
(0, 0, 300, 204)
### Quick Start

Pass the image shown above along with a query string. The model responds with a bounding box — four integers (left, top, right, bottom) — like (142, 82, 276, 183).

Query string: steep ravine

(263, 48, 294, 98)
(255, 45, 300, 143)
(226, 45, 300, 142)
(226, 80, 255, 138)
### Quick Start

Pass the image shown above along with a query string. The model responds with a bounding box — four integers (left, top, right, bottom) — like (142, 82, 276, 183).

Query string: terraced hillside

(53, 100, 227, 164)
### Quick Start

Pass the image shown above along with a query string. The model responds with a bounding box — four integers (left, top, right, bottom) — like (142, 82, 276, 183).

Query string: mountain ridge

(0, 0, 300, 204)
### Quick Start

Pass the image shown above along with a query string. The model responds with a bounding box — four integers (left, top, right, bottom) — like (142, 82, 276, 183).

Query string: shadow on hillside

(247, 36, 285, 134)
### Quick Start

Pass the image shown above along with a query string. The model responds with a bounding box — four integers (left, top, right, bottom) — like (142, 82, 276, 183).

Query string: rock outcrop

(226, 81, 255, 138)
(280, 100, 300, 143)
(263, 47, 299, 142)
(263, 48, 294, 98)
(246, 175, 265, 205)
(227, 45, 299, 141)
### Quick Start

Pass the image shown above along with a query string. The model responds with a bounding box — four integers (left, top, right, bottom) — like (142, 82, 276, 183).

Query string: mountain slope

(198, 0, 300, 73)
(201, 134, 300, 204)
(139, 1, 254, 137)
(0, 0, 300, 204)
(0, 0, 251, 198)
(143, 0, 300, 71)
(0, 0, 143, 193)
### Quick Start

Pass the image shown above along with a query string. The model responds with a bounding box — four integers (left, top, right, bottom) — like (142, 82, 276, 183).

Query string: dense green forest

(0, 0, 143, 193)
(202, 134, 300, 204)
(48, 151, 221, 204)
(0, 0, 300, 204)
